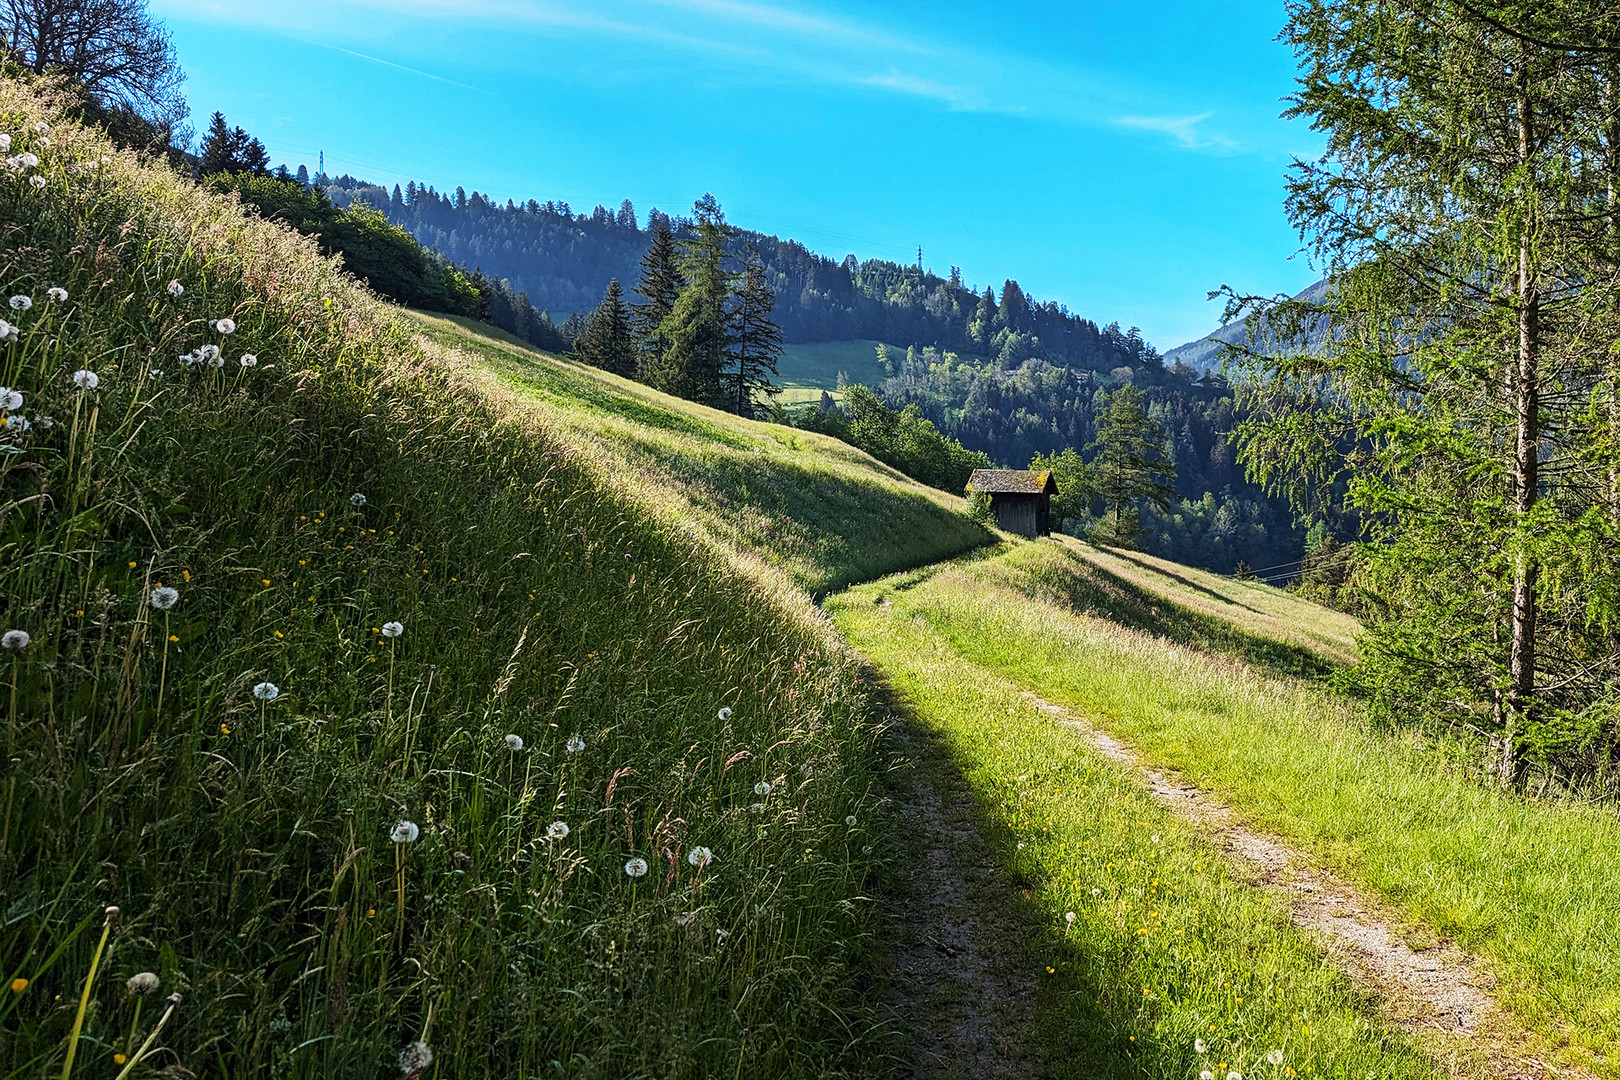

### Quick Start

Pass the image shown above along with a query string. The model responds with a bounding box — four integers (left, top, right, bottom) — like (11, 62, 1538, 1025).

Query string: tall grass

(864, 539, 1620, 1073)
(0, 80, 901, 1078)
(827, 593, 1439, 1080)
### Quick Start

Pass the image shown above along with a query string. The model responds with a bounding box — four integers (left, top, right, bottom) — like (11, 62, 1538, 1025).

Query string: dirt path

(1026, 695, 1590, 1080)
(886, 721, 1046, 1079)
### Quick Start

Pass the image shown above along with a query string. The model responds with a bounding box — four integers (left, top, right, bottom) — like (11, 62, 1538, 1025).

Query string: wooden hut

(966, 469, 1057, 538)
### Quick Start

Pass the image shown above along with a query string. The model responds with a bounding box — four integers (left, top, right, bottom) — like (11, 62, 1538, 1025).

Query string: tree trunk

(1505, 62, 1540, 790)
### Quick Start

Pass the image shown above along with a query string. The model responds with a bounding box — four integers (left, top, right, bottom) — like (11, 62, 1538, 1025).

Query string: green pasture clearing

(409, 312, 991, 594)
(839, 538, 1620, 1075)
(775, 338, 900, 389)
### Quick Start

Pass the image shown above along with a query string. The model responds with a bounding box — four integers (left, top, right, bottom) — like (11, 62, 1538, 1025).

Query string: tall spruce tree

(1086, 384, 1175, 546)
(651, 194, 734, 404)
(725, 247, 782, 416)
(1232, 0, 1620, 786)
(575, 279, 636, 377)
(632, 222, 684, 382)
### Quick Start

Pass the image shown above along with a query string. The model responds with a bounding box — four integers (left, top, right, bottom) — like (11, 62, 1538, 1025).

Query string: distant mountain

(1164, 279, 1329, 373)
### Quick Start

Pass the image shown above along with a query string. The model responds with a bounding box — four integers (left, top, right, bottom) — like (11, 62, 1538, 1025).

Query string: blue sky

(149, 0, 1322, 350)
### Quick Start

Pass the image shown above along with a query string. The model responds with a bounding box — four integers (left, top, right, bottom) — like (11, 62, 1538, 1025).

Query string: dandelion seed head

(251, 681, 279, 701)
(150, 586, 179, 610)
(1268, 1051, 1284, 1066)
(127, 972, 160, 995)
(390, 820, 420, 843)
(239, 353, 257, 367)
(1228, 1072, 1242, 1080)
(8, 296, 30, 311)
(1195, 1038, 1207, 1054)
(0, 135, 8, 153)
(547, 821, 570, 840)
(1200, 1073, 1214, 1080)
(398, 1040, 433, 1075)
(749, 802, 764, 813)
(717, 706, 732, 721)
(2, 415, 27, 432)
(754, 781, 771, 796)
(71, 369, 98, 390)
(1065, 911, 1076, 924)
(166, 280, 183, 297)
(27, 175, 43, 189)
(214, 317, 237, 335)
(198, 344, 220, 365)
(0, 388, 21, 411)
(46, 287, 66, 302)
(624, 856, 649, 878)
(673, 912, 696, 927)
(381, 621, 404, 638)
(1151, 834, 1160, 843)
(565, 734, 585, 754)
(1, 629, 29, 651)
(845, 815, 857, 826)
(33, 122, 48, 134)
(350, 492, 367, 506)
(1091, 887, 1101, 896)
(504, 733, 524, 751)
(149, 369, 162, 379)
(687, 846, 713, 868)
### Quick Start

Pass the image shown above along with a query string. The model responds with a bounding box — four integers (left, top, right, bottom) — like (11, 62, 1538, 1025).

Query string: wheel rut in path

(1025, 695, 1593, 1080)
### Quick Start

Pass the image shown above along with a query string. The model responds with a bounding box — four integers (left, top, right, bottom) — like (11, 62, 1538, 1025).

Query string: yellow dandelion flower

(1045, 966, 1053, 974)
(113, 1054, 126, 1065)
(298, 560, 306, 566)
(274, 631, 284, 639)
(75, 610, 83, 616)
(127, 561, 137, 568)
(10, 978, 26, 993)
(168, 634, 179, 643)
(261, 579, 270, 586)
(220, 724, 230, 735)
(182, 569, 190, 582)
(367, 908, 375, 917)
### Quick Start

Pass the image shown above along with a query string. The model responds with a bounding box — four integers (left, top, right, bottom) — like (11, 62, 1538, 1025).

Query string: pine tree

(1086, 384, 1175, 546)
(725, 247, 782, 416)
(197, 111, 268, 176)
(575, 279, 636, 377)
(632, 222, 684, 382)
(651, 194, 733, 404)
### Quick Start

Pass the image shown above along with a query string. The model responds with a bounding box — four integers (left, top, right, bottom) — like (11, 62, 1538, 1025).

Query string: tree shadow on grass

(1009, 548, 1339, 681)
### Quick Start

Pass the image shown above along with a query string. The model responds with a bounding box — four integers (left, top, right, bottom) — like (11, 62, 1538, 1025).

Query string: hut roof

(966, 469, 1057, 495)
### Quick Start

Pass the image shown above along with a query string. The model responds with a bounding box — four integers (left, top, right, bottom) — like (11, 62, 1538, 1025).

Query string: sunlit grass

(845, 539, 1620, 1074)
(827, 591, 1438, 1080)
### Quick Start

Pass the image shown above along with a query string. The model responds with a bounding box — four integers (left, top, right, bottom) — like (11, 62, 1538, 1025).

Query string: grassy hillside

(0, 80, 980, 1079)
(832, 538, 1620, 1075)
(408, 313, 990, 594)
(775, 338, 899, 390)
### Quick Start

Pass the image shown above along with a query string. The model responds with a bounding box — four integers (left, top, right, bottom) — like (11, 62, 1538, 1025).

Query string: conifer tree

(1086, 384, 1175, 546)
(651, 194, 733, 404)
(574, 279, 636, 377)
(725, 247, 782, 416)
(632, 222, 684, 382)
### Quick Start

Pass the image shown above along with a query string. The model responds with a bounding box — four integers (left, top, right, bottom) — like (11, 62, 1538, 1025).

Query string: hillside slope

(0, 79, 983, 1079)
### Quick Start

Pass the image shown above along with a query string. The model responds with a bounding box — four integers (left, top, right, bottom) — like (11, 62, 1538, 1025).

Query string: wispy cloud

(1114, 112, 1239, 152)
(322, 44, 493, 95)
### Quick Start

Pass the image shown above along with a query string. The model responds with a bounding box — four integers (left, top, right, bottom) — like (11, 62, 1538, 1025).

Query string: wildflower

(398, 1040, 433, 1075)
(754, 781, 771, 796)
(1268, 1051, 1284, 1066)
(717, 706, 732, 721)
(0, 388, 19, 411)
(71, 369, 98, 390)
(252, 681, 279, 701)
(46, 287, 66, 302)
(687, 846, 713, 869)
(127, 972, 160, 995)
(148, 369, 162, 379)
(350, 492, 367, 506)
(9, 978, 24, 993)
(504, 733, 524, 751)
(566, 734, 585, 754)
(1, 630, 29, 651)
(214, 317, 237, 335)
(150, 586, 179, 610)
(240, 353, 257, 367)
(2, 416, 25, 433)
(8, 296, 29, 312)
(381, 621, 404, 638)
(28, 175, 43, 189)
(547, 821, 570, 840)
(624, 856, 649, 877)
(1195, 1038, 1207, 1054)
(166, 280, 183, 297)
(1091, 887, 1101, 896)
(390, 820, 420, 843)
